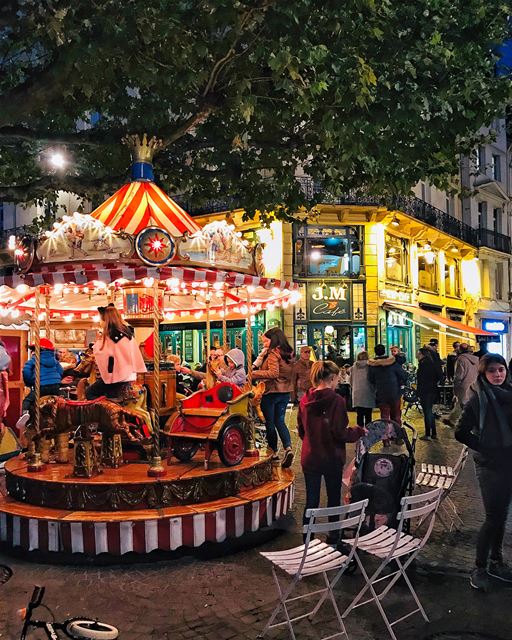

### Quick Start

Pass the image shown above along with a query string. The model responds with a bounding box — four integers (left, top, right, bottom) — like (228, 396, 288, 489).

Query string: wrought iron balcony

(478, 228, 512, 254)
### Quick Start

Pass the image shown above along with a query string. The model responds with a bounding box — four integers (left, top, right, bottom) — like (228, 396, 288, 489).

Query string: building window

(293, 224, 362, 277)
(476, 146, 485, 173)
(496, 262, 504, 300)
(492, 154, 501, 182)
(444, 257, 460, 297)
(478, 201, 487, 229)
(417, 244, 437, 291)
(493, 207, 502, 234)
(385, 233, 408, 283)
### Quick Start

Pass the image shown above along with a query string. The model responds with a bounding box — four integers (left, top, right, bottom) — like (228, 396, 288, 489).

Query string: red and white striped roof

(90, 181, 200, 236)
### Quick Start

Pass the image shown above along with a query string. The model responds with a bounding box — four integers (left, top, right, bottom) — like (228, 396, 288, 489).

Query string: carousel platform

(0, 452, 294, 561)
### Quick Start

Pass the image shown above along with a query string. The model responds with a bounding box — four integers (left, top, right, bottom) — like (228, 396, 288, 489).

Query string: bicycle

(19, 585, 118, 639)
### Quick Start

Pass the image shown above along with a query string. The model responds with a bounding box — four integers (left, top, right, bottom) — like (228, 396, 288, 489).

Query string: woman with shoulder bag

(455, 354, 512, 592)
(252, 327, 295, 467)
(298, 360, 366, 540)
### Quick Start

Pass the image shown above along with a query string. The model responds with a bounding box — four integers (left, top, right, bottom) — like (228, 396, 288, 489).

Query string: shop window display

(417, 245, 437, 291)
(385, 234, 408, 283)
(294, 225, 361, 277)
(444, 257, 460, 297)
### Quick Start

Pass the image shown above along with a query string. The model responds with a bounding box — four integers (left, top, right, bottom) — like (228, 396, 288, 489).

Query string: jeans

(377, 399, 402, 426)
(22, 385, 62, 412)
(419, 392, 437, 437)
(260, 392, 291, 452)
(85, 380, 130, 400)
(303, 464, 343, 540)
(475, 460, 512, 568)
(355, 407, 373, 427)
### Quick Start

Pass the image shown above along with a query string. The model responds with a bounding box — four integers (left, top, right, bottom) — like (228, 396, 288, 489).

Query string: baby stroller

(347, 420, 417, 534)
(402, 385, 422, 415)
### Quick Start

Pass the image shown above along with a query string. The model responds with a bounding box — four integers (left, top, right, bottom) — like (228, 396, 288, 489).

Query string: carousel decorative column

(222, 293, 227, 352)
(148, 279, 166, 477)
(28, 287, 44, 471)
(245, 288, 258, 457)
(44, 287, 51, 343)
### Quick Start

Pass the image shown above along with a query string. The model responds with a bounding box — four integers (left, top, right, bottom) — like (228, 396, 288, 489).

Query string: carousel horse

(242, 380, 265, 422)
(27, 394, 152, 465)
(73, 350, 153, 433)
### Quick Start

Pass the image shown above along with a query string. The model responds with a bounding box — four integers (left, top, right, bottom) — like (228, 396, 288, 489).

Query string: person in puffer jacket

(217, 348, 247, 387)
(22, 337, 64, 412)
(87, 304, 147, 400)
(298, 360, 366, 541)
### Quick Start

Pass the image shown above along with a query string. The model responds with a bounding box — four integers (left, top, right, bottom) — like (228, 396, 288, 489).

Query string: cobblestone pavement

(0, 408, 510, 639)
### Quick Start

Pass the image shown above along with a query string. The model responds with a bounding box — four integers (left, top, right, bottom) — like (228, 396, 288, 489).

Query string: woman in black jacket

(455, 354, 512, 592)
(416, 348, 442, 441)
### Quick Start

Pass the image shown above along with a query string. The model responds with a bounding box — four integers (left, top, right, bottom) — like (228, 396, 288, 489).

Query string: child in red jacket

(298, 360, 366, 540)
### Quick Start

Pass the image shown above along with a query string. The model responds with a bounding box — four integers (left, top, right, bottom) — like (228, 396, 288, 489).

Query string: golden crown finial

(122, 133, 165, 162)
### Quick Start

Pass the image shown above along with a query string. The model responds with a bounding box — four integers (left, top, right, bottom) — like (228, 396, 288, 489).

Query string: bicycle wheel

(65, 618, 119, 639)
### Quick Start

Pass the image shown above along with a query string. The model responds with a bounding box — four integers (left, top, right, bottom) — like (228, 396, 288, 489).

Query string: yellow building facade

(196, 201, 483, 363)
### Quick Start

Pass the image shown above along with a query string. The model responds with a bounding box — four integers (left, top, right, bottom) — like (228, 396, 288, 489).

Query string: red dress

(0, 371, 9, 422)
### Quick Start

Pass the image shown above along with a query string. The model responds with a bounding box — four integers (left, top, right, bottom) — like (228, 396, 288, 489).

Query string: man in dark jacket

(368, 344, 408, 425)
(417, 348, 443, 440)
(446, 341, 460, 381)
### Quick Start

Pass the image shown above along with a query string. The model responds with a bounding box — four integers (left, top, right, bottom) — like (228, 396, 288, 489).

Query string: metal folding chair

(341, 488, 442, 640)
(258, 499, 369, 640)
(416, 445, 468, 531)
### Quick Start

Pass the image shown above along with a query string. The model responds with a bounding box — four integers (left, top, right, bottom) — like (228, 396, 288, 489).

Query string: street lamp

(49, 152, 67, 169)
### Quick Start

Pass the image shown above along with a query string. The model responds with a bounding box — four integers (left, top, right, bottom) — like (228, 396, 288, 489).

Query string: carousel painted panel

(35, 212, 134, 265)
(178, 221, 264, 276)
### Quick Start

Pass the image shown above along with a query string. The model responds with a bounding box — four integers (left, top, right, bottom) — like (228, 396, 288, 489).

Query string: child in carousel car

(216, 348, 247, 388)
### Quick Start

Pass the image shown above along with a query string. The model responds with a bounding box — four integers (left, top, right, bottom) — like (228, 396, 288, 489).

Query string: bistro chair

(258, 499, 368, 640)
(415, 445, 468, 531)
(341, 488, 442, 640)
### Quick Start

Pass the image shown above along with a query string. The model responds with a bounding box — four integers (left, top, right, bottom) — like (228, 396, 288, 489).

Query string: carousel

(0, 135, 298, 561)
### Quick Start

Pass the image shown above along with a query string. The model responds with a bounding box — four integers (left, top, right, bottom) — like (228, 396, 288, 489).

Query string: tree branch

(0, 53, 75, 128)
(0, 173, 126, 202)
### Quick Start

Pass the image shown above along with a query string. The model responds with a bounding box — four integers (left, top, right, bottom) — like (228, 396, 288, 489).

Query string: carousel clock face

(135, 227, 176, 266)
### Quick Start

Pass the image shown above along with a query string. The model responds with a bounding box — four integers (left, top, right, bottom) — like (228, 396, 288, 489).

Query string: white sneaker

(15, 413, 30, 432)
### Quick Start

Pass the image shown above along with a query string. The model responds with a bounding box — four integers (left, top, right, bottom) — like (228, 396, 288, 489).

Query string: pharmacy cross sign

(307, 283, 351, 321)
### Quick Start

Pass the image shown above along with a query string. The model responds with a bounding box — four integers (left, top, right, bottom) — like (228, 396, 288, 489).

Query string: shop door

(1, 329, 27, 429)
(308, 324, 366, 364)
(386, 326, 413, 362)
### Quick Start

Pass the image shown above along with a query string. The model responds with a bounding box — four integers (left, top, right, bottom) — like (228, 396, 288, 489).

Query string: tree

(0, 0, 510, 222)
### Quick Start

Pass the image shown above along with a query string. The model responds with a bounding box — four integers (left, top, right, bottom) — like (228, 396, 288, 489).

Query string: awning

(384, 303, 495, 337)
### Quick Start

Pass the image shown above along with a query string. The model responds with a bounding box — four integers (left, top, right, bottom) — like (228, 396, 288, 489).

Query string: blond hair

(310, 360, 340, 387)
(357, 351, 369, 361)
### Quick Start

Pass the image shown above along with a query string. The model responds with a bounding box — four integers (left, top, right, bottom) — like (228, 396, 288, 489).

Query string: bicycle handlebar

(30, 585, 45, 608)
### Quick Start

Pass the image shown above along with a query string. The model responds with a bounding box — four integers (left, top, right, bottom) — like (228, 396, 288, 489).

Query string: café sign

(307, 283, 351, 321)
(380, 288, 411, 303)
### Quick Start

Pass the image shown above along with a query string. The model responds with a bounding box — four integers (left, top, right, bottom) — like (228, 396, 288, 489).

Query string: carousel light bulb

(247, 285, 256, 294)
(93, 315, 100, 323)
(64, 314, 73, 323)
(54, 283, 63, 293)
(15, 284, 29, 294)
(271, 287, 280, 296)
(38, 313, 45, 321)
(63, 287, 70, 294)
(53, 222, 60, 229)
(282, 300, 289, 309)
(143, 277, 154, 288)
(83, 287, 89, 293)
(14, 248, 25, 258)
(194, 311, 203, 319)
(62, 215, 69, 222)
(8, 236, 16, 251)
(240, 305, 248, 314)
(219, 310, 225, 318)
(199, 281, 208, 288)
(73, 287, 79, 294)
(11, 309, 20, 318)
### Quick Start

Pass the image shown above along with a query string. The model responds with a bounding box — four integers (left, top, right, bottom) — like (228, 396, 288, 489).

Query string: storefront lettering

(311, 302, 348, 318)
(380, 288, 411, 303)
(311, 286, 347, 301)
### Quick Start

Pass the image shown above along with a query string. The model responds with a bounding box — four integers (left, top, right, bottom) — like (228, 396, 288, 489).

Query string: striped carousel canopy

(90, 181, 201, 237)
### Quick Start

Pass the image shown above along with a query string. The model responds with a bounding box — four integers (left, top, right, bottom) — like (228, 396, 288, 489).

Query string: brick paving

(0, 408, 510, 639)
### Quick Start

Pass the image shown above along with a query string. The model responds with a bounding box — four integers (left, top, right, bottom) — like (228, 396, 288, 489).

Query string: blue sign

(482, 319, 508, 334)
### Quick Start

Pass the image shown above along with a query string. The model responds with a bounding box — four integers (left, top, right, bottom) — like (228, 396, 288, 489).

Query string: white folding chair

(342, 488, 442, 640)
(259, 499, 369, 640)
(416, 445, 468, 531)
